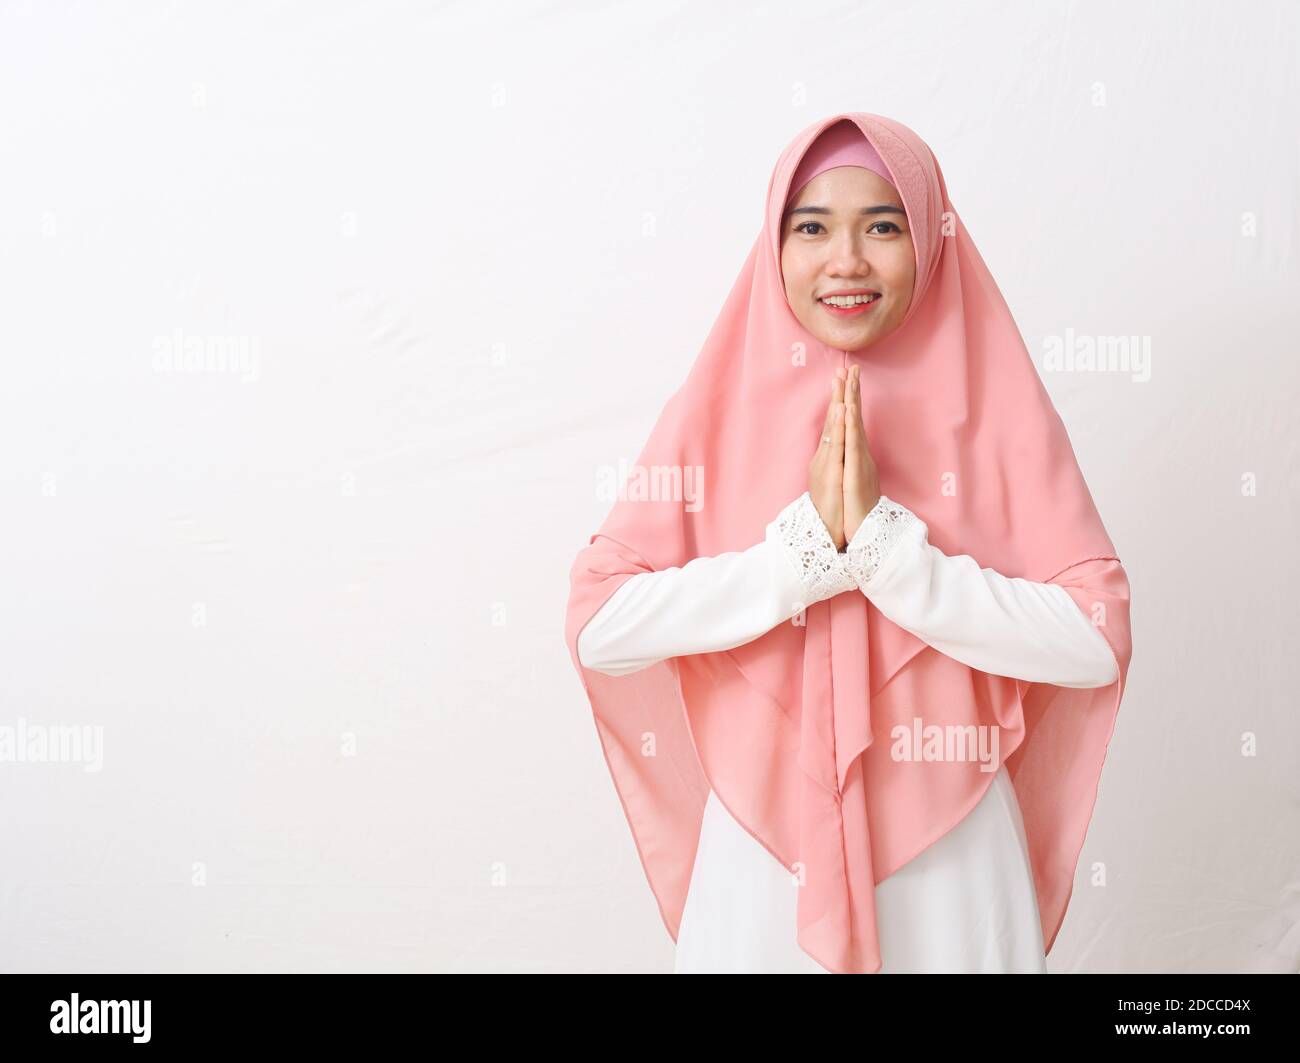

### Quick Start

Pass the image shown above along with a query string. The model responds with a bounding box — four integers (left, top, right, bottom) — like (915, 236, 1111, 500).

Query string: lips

(819, 292, 881, 305)
(818, 293, 881, 317)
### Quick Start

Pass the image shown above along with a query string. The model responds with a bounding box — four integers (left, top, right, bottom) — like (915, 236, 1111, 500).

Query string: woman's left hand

(842, 365, 881, 545)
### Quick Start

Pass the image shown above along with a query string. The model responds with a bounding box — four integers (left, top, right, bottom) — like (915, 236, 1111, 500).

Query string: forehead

(785, 166, 902, 212)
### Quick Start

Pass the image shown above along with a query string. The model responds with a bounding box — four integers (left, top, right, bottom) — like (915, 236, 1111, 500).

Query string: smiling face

(780, 165, 916, 352)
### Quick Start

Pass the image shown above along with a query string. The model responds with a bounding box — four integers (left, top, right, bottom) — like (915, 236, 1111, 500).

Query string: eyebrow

(783, 204, 907, 219)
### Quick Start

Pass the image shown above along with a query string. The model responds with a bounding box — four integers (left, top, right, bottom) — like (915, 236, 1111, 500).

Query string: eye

(792, 220, 904, 236)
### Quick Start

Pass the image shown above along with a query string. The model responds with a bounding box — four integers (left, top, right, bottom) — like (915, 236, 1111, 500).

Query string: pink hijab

(564, 112, 1132, 974)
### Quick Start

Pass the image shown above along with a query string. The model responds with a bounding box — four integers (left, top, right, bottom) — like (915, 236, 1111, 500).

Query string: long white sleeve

(576, 492, 857, 677)
(842, 495, 1119, 689)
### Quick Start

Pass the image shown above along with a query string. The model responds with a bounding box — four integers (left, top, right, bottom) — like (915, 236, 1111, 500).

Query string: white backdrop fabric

(0, 0, 1296, 973)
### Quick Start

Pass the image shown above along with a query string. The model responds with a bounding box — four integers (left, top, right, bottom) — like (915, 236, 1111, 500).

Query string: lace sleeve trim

(843, 494, 924, 588)
(768, 491, 857, 604)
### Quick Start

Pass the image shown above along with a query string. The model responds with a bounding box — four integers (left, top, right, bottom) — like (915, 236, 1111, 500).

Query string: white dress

(577, 492, 1118, 973)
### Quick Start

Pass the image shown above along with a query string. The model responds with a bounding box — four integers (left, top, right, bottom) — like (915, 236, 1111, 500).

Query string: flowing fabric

(563, 112, 1133, 974)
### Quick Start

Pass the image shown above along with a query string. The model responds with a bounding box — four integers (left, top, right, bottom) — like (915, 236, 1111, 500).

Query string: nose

(824, 229, 871, 279)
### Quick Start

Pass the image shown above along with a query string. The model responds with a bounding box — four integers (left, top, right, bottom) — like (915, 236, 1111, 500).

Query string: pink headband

(785, 118, 895, 204)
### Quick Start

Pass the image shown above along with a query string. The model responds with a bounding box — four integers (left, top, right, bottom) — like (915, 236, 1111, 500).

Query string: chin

(812, 325, 878, 353)
(801, 302, 892, 353)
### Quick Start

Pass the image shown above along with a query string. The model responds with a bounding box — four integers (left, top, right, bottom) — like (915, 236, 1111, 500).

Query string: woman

(564, 113, 1132, 974)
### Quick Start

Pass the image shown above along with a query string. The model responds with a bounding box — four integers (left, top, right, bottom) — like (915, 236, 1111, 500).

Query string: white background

(1, 0, 1296, 973)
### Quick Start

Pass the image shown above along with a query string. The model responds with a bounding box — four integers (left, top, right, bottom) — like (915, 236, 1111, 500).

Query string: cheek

(898, 248, 918, 287)
(889, 263, 917, 319)
(779, 254, 798, 302)
(781, 250, 812, 299)
(883, 246, 914, 284)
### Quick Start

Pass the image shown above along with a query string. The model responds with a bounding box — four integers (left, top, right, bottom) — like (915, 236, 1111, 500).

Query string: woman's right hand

(809, 367, 848, 551)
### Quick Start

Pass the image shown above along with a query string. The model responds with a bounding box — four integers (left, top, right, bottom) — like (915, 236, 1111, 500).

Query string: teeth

(821, 293, 878, 307)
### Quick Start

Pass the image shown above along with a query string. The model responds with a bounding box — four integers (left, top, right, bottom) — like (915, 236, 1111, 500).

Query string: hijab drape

(564, 112, 1132, 974)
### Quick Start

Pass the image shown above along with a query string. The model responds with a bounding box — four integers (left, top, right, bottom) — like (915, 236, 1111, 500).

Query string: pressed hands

(808, 364, 882, 551)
